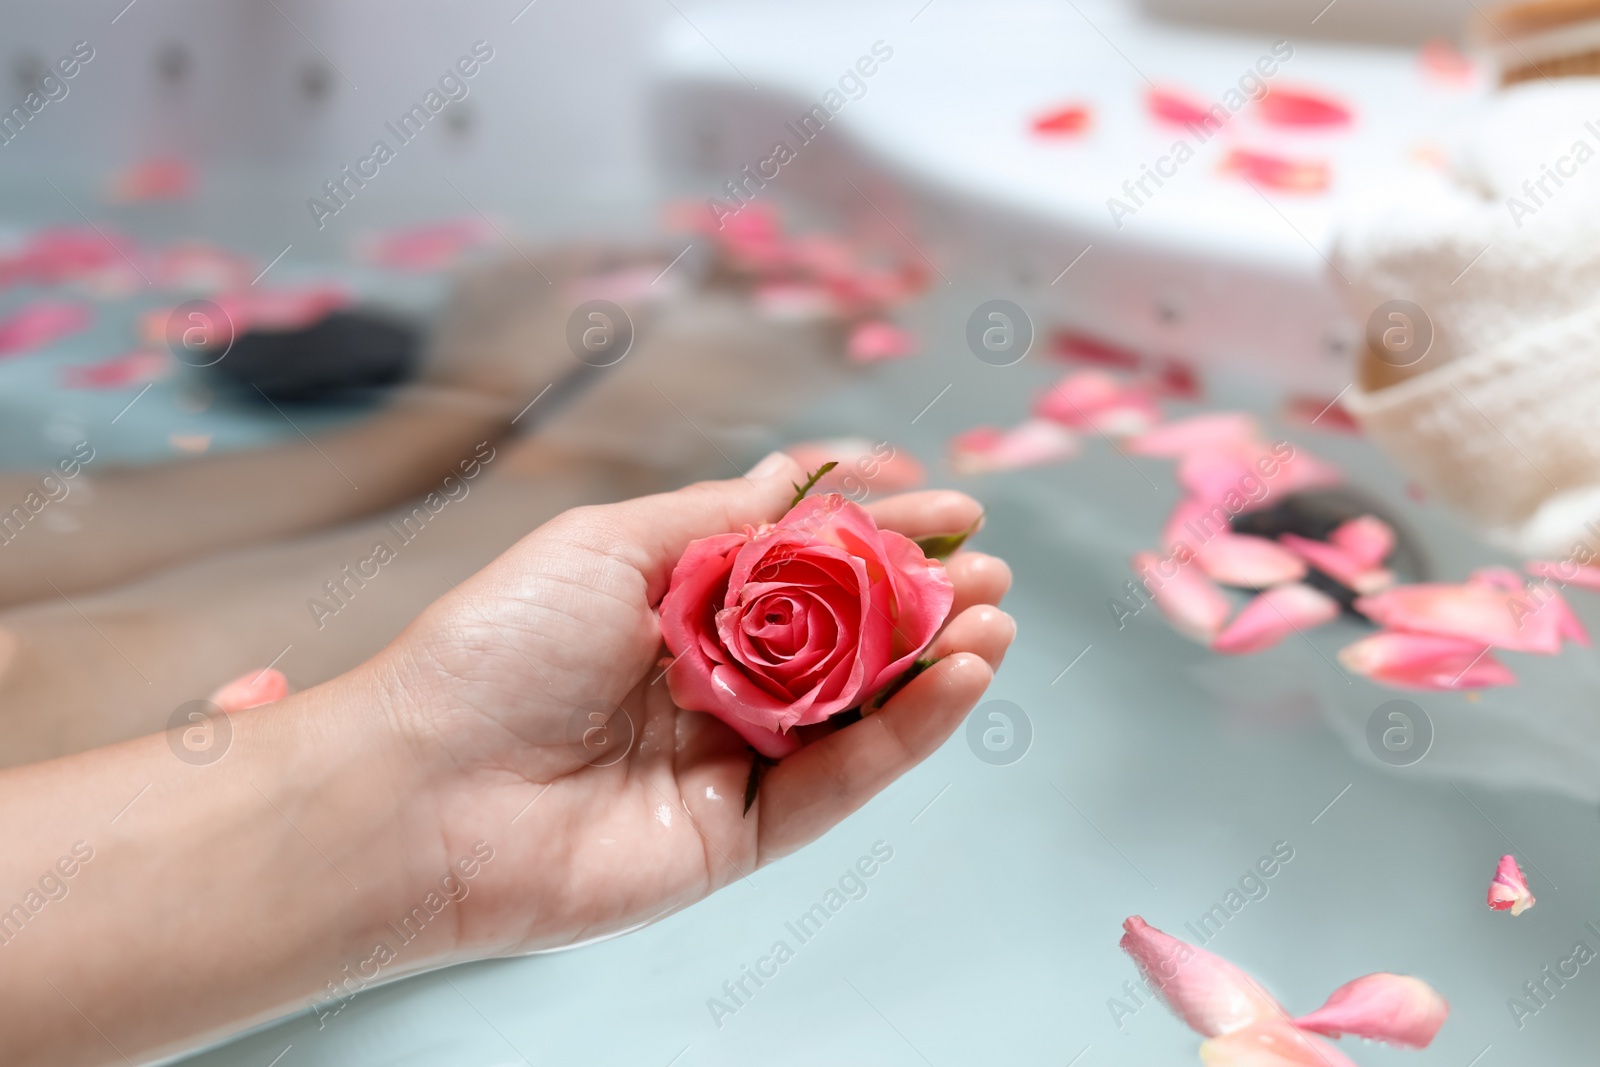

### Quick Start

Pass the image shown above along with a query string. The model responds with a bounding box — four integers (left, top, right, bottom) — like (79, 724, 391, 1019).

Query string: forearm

(0, 666, 449, 1065)
(0, 383, 520, 606)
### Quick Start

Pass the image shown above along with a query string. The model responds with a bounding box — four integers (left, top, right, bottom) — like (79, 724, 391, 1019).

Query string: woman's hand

(367, 451, 1014, 957)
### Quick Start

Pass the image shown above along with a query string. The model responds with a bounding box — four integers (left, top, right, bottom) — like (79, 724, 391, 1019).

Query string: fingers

(756, 653, 995, 863)
(929, 605, 1015, 670)
(590, 451, 805, 599)
(863, 490, 983, 541)
(946, 551, 1012, 616)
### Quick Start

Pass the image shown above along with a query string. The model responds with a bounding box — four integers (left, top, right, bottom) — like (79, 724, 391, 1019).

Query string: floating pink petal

(1176, 442, 1343, 512)
(1257, 87, 1353, 128)
(1420, 39, 1478, 85)
(1279, 533, 1393, 595)
(1147, 86, 1214, 128)
(7, 226, 141, 289)
(1200, 1022, 1359, 1067)
(1293, 973, 1448, 1048)
(1034, 371, 1160, 435)
(358, 217, 496, 272)
(1050, 330, 1144, 371)
(0, 300, 91, 356)
(1221, 150, 1331, 193)
(1338, 631, 1515, 690)
(1151, 358, 1203, 400)
(1213, 584, 1339, 655)
(1355, 578, 1573, 655)
(1195, 534, 1307, 589)
(1328, 516, 1395, 569)
(1119, 916, 1287, 1037)
(1526, 559, 1600, 594)
(105, 156, 196, 203)
(61, 349, 170, 390)
(1487, 854, 1536, 916)
(783, 438, 926, 496)
(847, 320, 916, 362)
(1282, 393, 1360, 433)
(950, 419, 1078, 474)
(1134, 552, 1232, 643)
(1032, 104, 1093, 136)
(1130, 413, 1261, 458)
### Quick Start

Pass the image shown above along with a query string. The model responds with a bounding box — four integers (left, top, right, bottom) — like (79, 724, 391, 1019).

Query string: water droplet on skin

(705, 786, 722, 801)
(655, 802, 673, 828)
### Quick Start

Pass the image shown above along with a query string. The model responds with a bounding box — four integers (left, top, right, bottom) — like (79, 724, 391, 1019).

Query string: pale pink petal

(1134, 552, 1231, 643)
(1164, 496, 1231, 553)
(1119, 916, 1287, 1038)
(1293, 974, 1449, 1049)
(1420, 39, 1478, 85)
(1527, 559, 1600, 594)
(1034, 371, 1161, 434)
(1194, 534, 1307, 589)
(60, 349, 171, 390)
(950, 420, 1078, 474)
(1220, 150, 1331, 193)
(208, 668, 291, 712)
(1147, 86, 1213, 127)
(783, 438, 926, 496)
(1487, 855, 1535, 916)
(1328, 516, 1395, 569)
(847, 320, 916, 362)
(358, 217, 495, 271)
(1200, 1022, 1359, 1067)
(1338, 631, 1515, 690)
(1212, 584, 1340, 655)
(1279, 533, 1393, 595)
(0, 300, 91, 356)
(106, 157, 195, 203)
(1355, 581, 1566, 655)
(1128, 413, 1260, 457)
(1031, 104, 1093, 136)
(1257, 86, 1353, 128)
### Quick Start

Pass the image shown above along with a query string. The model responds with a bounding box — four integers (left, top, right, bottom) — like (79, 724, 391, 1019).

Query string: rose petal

(847, 320, 916, 362)
(1034, 371, 1161, 434)
(0, 300, 91, 356)
(208, 668, 290, 712)
(1488, 854, 1536, 916)
(1257, 87, 1353, 128)
(1195, 534, 1307, 589)
(106, 157, 195, 203)
(1050, 330, 1144, 371)
(1220, 150, 1330, 193)
(1128, 413, 1261, 458)
(1199, 1022, 1359, 1067)
(1279, 533, 1393, 595)
(1120, 916, 1287, 1038)
(1526, 559, 1600, 594)
(1293, 974, 1449, 1049)
(1354, 581, 1567, 655)
(1032, 104, 1093, 136)
(1328, 516, 1395, 569)
(358, 217, 495, 271)
(1147, 86, 1214, 127)
(950, 419, 1079, 474)
(61, 349, 170, 390)
(1212, 584, 1340, 655)
(1337, 631, 1516, 690)
(1134, 552, 1232, 643)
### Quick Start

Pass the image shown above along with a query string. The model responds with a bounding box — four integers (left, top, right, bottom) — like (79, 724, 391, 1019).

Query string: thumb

(603, 451, 806, 600)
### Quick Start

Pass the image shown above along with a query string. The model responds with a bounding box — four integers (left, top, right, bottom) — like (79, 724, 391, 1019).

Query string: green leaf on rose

(788, 462, 838, 508)
(912, 513, 984, 560)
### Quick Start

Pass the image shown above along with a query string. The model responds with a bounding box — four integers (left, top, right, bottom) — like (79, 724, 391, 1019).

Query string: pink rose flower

(660, 493, 956, 758)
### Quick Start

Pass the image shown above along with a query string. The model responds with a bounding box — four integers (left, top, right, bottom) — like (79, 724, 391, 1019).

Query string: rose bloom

(660, 493, 955, 758)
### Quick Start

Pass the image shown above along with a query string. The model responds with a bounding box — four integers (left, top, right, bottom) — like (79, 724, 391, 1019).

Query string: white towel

(1335, 78, 1600, 556)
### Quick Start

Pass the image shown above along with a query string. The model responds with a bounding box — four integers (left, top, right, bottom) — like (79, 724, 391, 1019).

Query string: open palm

(366, 453, 1014, 958)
